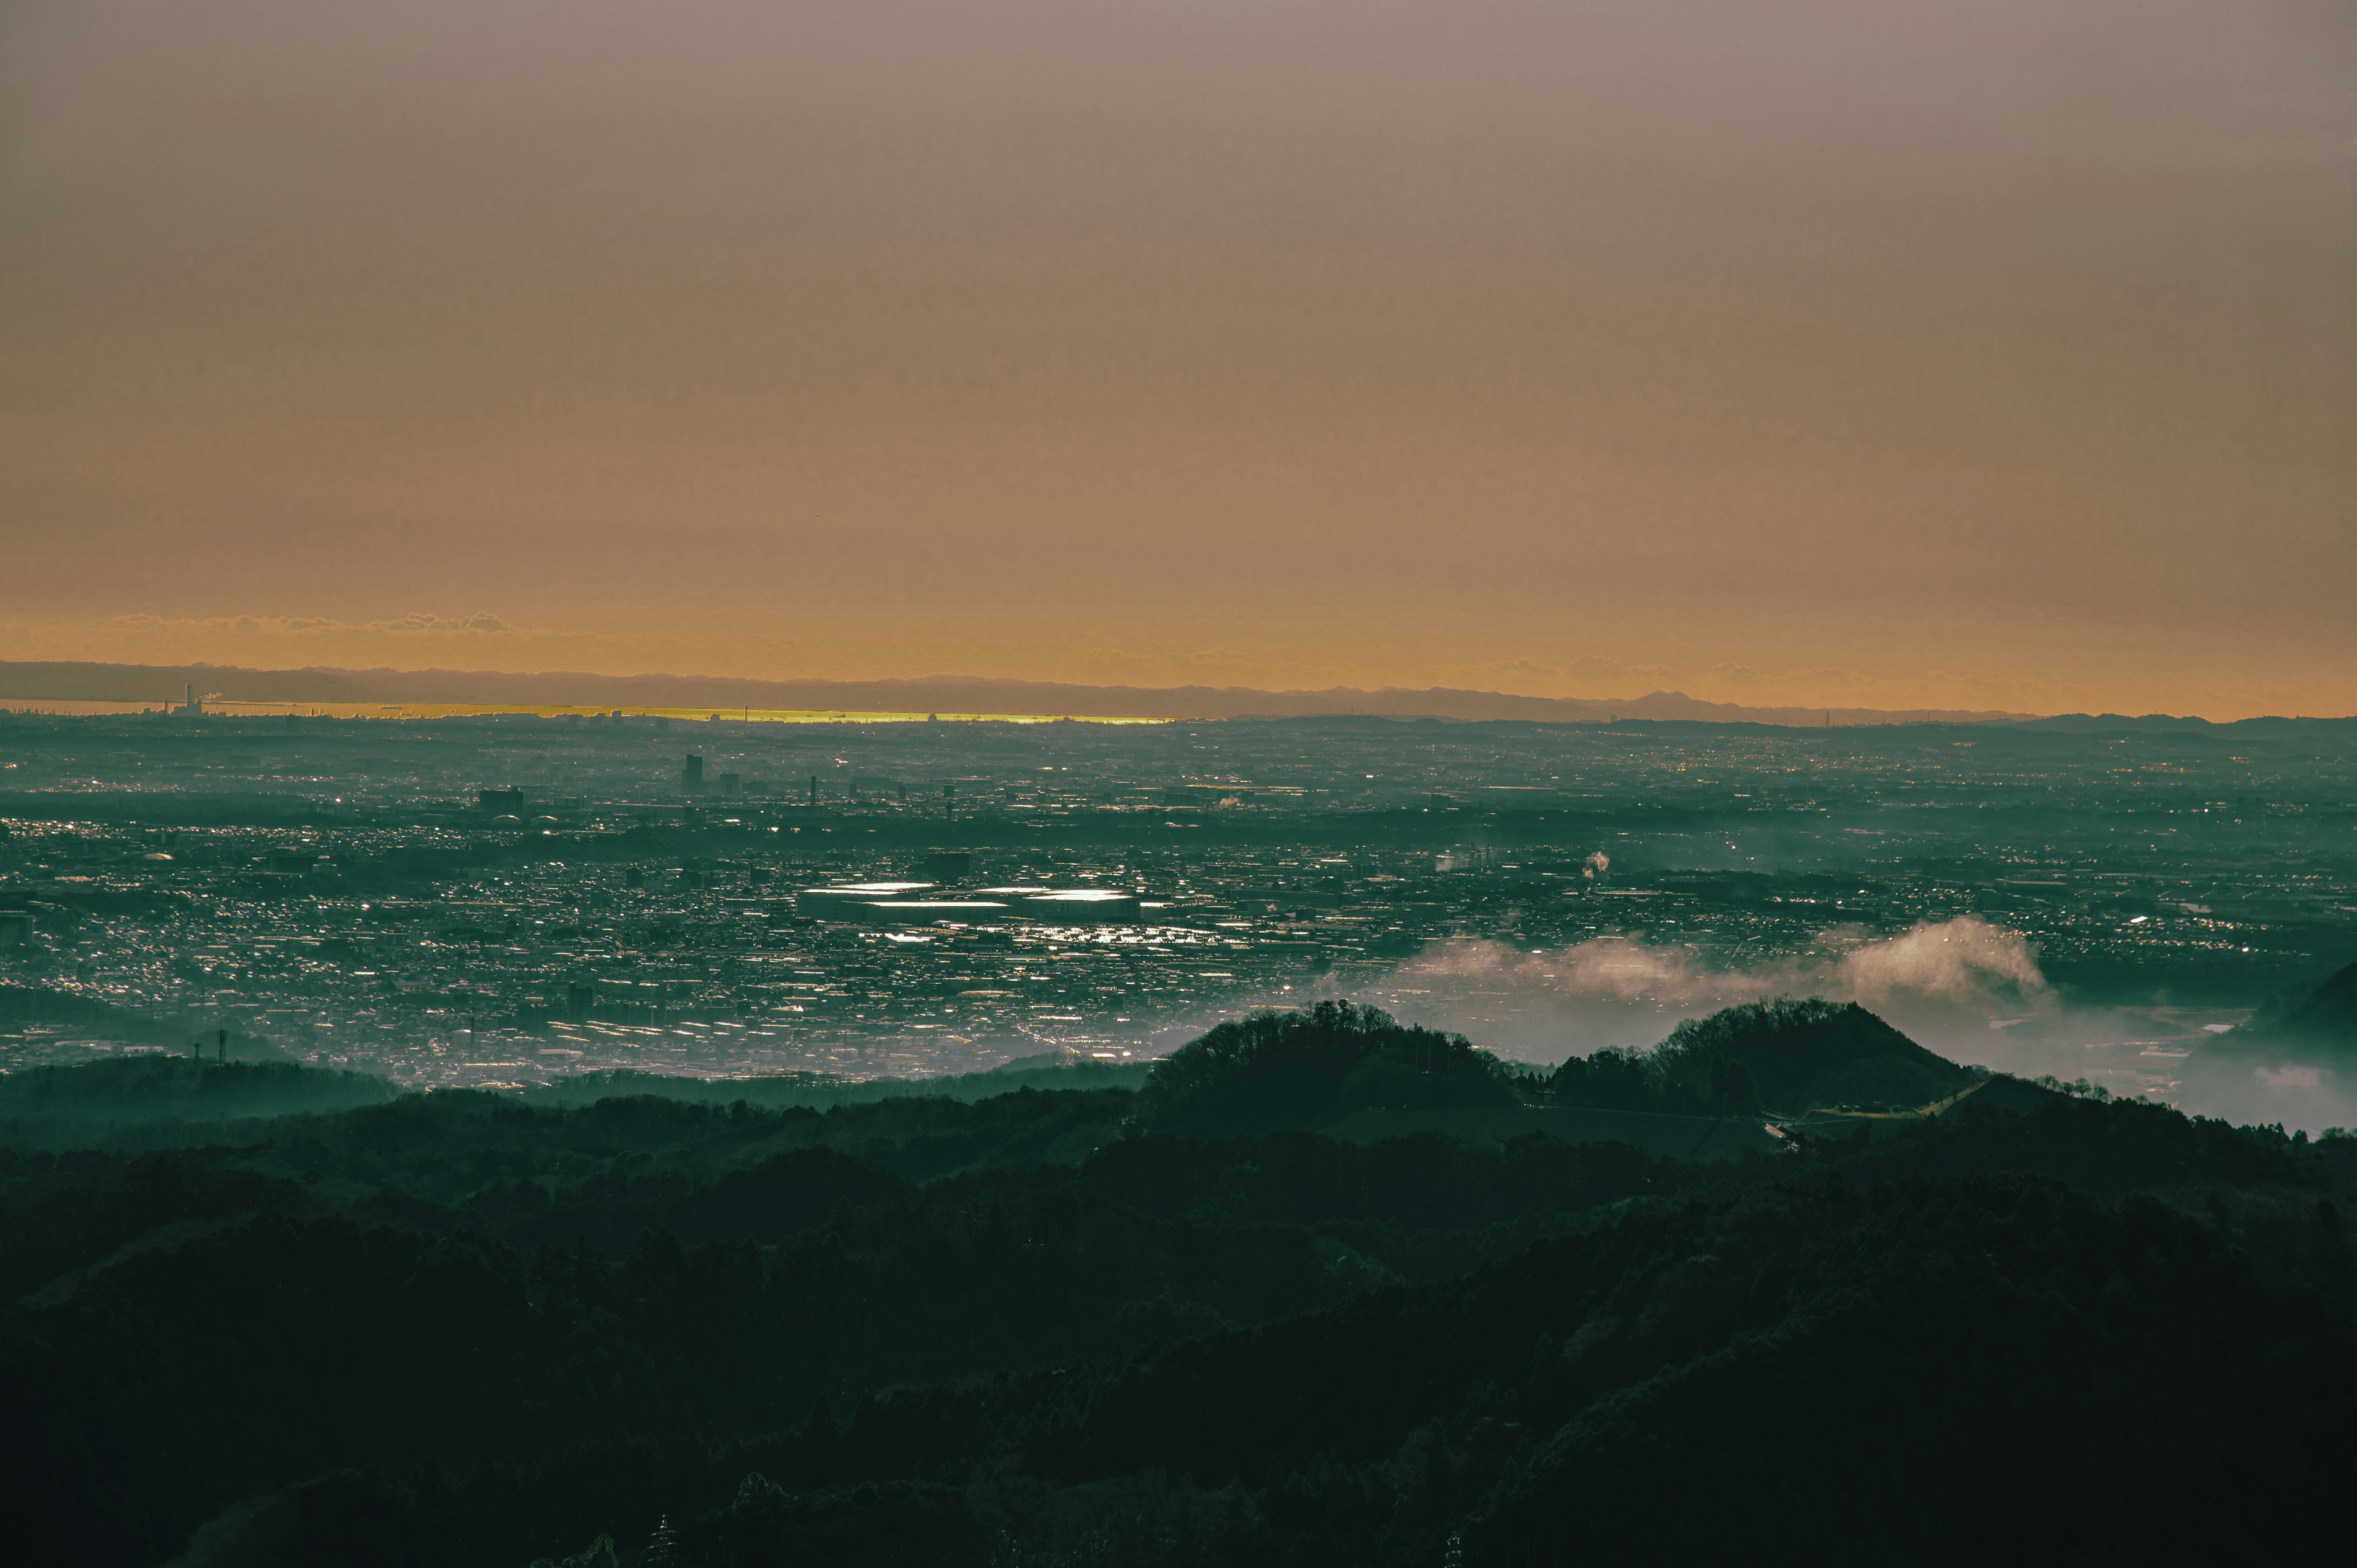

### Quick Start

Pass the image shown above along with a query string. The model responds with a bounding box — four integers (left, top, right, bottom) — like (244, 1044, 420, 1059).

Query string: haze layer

(3, 0, 2351, 717)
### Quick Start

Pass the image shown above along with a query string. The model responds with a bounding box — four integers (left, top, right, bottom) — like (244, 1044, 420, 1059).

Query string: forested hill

(2177, 959, 2357, 1127)
(1140, 996, 1985, 1132)
(2253, 957, 2357, 1048)
(4, 1004, 2353, 1565)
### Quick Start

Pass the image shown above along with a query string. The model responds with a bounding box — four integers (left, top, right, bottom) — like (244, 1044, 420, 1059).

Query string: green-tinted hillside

(2261, 957, 2357, 1047)
(1141, 1000, 1527, 1135)
(1546, 997, 1976, 1118)
(524, 1055, 1153, 1113)
(1653, 996, 1975, 1111)
(3, 1007, 2353, 1566)
(2176, 957, 2357, 1129)
(0, 1056, 395, 1138)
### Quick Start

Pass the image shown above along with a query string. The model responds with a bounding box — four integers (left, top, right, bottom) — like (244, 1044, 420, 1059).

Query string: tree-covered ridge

(2255, 956, 2357, 1048)
(5, 994, 1987, 1162)
(5, 1005, 2355, 1564)
(2177, 959, 2357, 1125)
(1648, 995, 1977, 1111)
(4, 1093, 1706, 1566)
(1142, 1000, 1528, 1134)
(1147, 996, 1987, 1136)
(0, 1054, 397, 1131)
(1542, 997, 1977, 1118)
(25, 1108, 2323, 1568)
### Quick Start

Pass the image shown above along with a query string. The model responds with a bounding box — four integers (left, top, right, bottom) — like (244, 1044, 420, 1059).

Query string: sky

(2, 0, 2351, 718)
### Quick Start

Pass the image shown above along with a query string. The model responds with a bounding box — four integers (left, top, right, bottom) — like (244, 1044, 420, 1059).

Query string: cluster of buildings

(1, 709, 2351, 1096)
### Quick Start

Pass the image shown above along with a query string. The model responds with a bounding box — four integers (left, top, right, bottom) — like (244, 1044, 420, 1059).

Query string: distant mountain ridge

(4, 657, 2350, 730)
(0, 656, 2028, 724)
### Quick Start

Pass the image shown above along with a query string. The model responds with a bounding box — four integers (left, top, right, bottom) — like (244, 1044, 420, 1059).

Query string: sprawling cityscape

(6, 708, 2351, 1105)
(12, 0, 2356, 1557)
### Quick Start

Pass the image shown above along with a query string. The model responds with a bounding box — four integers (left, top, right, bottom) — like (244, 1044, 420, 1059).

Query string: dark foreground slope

(5, 1008, 2356, 1566)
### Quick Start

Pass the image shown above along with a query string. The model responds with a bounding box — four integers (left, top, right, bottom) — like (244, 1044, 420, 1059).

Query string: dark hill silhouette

(1654, 997, 1976, 1110)
(2181, 956, 2357, 1058)
(524, 1057, 1152, 1111)
(1458, 1175, 2342, 1561)
(1153, 998, 1978, 1136)
(4, 1019, 2350, 1566)
(2259, 957, 2357, 1048)
(2173, 957, 2357, 1127)
(0, 1056, 395, 1136)
(511, 1147, 917, 1251)
(1551, 997, 1976, 1116)
(1141, 1002, 1525, 1135)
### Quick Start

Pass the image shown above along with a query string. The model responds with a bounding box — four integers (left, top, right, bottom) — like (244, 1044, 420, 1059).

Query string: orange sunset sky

(3, 0, 2351, 718)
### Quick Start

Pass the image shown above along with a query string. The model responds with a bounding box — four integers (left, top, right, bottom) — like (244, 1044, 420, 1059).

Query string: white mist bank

(1363, 916, 2050, 1058)
(1337, 916, 2328, 1122)
(1402, 914, 2047, 1014)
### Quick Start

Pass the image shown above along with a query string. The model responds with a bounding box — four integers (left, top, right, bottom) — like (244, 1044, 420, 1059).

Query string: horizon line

(2, 655, 2352, 729)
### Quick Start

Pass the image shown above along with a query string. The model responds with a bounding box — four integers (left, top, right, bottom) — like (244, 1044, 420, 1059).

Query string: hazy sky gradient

(4, 1, 2351, 716)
